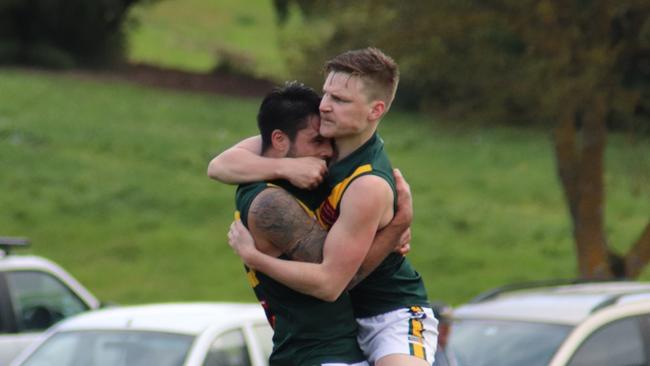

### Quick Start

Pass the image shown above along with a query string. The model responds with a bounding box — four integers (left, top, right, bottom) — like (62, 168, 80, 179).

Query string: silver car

(448, 280, 650, 366)
(0, 238, 100, 365)
(10, 302, 272, 366)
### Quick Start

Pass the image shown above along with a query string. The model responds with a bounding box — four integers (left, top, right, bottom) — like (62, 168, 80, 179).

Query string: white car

(0, 238, 101, 365)
(447, 280, 650, 366)
(10, 302, 273, 366)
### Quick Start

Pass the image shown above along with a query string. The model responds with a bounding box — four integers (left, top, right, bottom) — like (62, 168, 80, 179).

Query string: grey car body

(448, 281, 650, 366)
(0, 239, 100, 365)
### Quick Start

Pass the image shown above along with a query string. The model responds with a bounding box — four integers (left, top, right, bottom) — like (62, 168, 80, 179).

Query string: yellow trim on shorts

(408, 306, 427, 360)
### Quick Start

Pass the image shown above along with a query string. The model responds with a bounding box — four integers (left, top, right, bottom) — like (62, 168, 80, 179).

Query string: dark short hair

(257, 81, 321, 152)
(325, 47, 399, 109)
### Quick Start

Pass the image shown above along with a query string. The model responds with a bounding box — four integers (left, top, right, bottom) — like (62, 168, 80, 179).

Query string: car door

(197, 321, 272, 366)
(202, 327, 251, 366)
(564, 314, 650, 366)
(0, 270, 91, 365)
(0, 272, 29, 366)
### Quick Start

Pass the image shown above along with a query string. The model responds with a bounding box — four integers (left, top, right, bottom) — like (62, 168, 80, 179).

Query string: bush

(0, 0, 153, 68)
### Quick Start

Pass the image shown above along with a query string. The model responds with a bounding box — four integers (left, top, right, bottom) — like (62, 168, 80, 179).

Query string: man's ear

(270, 129, 290, 154)
(368, 100, 386, 122)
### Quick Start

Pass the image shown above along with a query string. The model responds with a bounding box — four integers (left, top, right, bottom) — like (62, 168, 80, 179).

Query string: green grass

(127, 0, 289, 80)
(1, 69, 649, 305)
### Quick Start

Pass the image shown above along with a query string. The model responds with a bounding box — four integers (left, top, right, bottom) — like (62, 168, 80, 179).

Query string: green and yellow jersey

(235, 180, 365, 366)
(317, 133, 430, 318)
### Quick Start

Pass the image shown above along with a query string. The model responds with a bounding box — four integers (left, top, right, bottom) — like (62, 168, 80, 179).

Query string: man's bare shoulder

(248, 187, 326, 263)
(250, 187, 299, 218)
(343, 174, 393, 205)
(339, 174, 394, 227)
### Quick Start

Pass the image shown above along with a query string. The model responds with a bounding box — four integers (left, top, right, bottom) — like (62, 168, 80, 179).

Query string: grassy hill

(127, 0, 289, 80)
(2, 69, 648, 305)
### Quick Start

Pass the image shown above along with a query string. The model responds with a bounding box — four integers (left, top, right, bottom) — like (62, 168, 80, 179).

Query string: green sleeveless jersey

(235, 180, 365, 366)
(316, 133, 430, 318)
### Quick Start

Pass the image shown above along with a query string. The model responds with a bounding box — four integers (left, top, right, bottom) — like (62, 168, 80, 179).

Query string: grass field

(127, 0, 289, 80)
(2, 69, 648, 305)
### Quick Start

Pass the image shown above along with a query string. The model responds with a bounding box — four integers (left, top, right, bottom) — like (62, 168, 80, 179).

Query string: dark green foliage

(281, 0, 650, 132)
(0, 0, 152, 68)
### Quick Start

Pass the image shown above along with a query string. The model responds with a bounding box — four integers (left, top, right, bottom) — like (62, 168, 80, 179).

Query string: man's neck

(333, 127, 375, 163)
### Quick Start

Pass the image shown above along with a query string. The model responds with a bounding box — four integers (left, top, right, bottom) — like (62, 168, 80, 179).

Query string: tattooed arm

(247, 187, 326, 263)
(232, 169, 413, 291)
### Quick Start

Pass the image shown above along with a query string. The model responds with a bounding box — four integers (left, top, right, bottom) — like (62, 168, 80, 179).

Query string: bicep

(248, 188, 326, 263)
(321, 177, 393, 276)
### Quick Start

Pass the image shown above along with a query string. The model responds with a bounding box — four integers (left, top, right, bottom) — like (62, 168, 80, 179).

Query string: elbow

(206, 159, 219, 179)
(313, 283, 345, 302)
(206, 158, 228, 182)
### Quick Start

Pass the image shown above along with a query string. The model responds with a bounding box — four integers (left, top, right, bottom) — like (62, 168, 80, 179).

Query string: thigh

(356, 306, 439, 365)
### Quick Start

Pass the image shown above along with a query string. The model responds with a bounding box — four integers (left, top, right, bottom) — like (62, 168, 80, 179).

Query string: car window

(251, 322, 273, 360)
(447, 319, 571, 366)
(20, 330, 194, 366)
(6, 271, 89, 332)
(203, 329, 251, 366)
(567, 315, 646, 366)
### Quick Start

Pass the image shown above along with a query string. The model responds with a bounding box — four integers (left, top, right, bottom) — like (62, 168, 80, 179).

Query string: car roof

(52, 302, 267, 335)
(0, 254, 101, 308)
(0, 254, 65, 270)
(453, 281, 650, 325)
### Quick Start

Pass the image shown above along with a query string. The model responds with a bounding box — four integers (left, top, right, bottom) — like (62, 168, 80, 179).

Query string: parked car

(447, 280, 650, 366)
(10, 302, 272, 366)
(0, 237, 101, 365)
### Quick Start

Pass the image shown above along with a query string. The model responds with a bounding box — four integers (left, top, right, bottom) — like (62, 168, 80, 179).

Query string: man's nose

(319, 98, 330, 112)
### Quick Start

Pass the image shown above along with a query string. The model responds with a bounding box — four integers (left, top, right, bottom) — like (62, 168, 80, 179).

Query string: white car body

(10, 302, 272, 366)
(0, 251, 100, 365)
(449, 281, 650, 366)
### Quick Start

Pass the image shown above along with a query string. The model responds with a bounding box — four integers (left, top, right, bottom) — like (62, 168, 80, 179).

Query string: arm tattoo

(250, 188, 326, 263)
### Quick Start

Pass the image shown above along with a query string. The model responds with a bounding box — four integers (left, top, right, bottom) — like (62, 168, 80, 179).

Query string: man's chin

(319, 126, 336, 138)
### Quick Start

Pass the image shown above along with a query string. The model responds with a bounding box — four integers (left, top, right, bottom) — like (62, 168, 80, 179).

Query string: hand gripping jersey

(235, 180, 365, 366)
(317, 133, 430, 318)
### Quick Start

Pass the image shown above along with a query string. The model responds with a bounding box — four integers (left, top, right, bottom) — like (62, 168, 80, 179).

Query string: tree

(278, 0, 650, 278)
(0, 0, 155, 68)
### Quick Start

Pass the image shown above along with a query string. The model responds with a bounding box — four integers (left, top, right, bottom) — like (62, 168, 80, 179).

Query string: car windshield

(447, 319, 572, 366)
(20, 330, 195, 366)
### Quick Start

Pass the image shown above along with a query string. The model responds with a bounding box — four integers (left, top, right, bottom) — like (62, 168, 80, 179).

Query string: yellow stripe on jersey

(246, 268, 260, 288)
(296, 200, 317, 219)
(327, 164, 372, 209)
(266, 183, 317, 219)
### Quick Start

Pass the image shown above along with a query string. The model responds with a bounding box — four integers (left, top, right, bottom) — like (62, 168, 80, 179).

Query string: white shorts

(356, 306, 438, 364)
(322, 362, 369, 366)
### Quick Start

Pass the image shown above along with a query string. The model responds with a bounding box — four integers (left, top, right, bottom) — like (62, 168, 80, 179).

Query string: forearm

(348, 226, 403, 289)
(207, 149, 286, 184)
(244, 251, 343, 301)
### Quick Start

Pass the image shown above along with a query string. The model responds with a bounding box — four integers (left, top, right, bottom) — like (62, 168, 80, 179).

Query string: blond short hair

(324, 47, 399, 110)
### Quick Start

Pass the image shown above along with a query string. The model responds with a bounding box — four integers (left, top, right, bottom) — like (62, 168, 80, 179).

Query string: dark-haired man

(214, 48, 437, 366)
(214, 81, 413, 366)
(213, 48, 437, 366)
